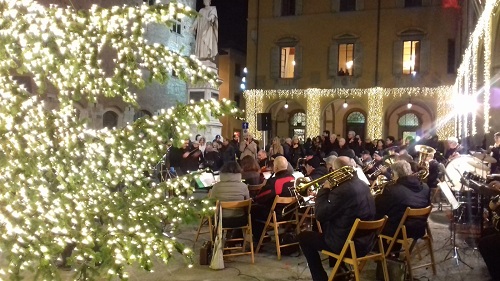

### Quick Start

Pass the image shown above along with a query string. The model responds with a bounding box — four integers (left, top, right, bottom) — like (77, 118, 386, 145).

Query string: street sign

(242, 122, 249, 129)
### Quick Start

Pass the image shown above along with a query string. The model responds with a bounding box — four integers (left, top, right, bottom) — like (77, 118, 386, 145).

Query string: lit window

(281, 0, 296, 16)
(280, 47, 295, 78)
(347, 112, 365, 123)
(403, 40, 420, 75)
(398, 113, 419, 126)
(292, 112, 306, 126)
(338, 43, 354, 76)
(171, 15, 181, 34)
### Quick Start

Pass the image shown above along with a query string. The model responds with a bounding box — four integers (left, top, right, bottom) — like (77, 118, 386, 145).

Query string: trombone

(282, 166, 356, 216)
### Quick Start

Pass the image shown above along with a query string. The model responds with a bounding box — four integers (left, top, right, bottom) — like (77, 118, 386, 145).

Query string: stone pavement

(120, 205, 492, 281)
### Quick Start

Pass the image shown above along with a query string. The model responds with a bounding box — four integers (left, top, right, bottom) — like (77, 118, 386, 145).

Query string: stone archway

(265, 99, 305, 139)
(386, 103, 433, 140)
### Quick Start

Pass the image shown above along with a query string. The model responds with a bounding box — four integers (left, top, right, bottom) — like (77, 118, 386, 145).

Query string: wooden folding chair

(322, 216, 389, 281)
(255, 196, 300, 260)
(298, 205, 322, 233)
(380, 206, 436, 281)
(218, 199, 254, 263)
(195, 215, 213, 243)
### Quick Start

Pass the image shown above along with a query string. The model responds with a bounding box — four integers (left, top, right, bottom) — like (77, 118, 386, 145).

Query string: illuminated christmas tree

(0, 1, 238, 279)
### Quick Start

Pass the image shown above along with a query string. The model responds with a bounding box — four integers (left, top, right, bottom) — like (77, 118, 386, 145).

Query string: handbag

(210, 204, 225, 270)
(279, 231, 300, 256)
(199, 240, 212, 265)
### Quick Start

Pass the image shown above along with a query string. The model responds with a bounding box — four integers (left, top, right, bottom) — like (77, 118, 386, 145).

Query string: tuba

(415, 144, 436, 179)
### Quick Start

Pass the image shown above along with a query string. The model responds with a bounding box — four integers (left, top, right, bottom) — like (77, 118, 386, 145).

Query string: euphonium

(415, 144, 436, 179)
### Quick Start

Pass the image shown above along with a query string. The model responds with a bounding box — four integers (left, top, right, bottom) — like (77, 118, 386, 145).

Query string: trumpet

(362, 159, 376, 172)
(282, 166, 356, 216)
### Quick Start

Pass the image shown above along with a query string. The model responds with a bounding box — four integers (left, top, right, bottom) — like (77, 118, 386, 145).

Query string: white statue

(191, 0, 218, 60)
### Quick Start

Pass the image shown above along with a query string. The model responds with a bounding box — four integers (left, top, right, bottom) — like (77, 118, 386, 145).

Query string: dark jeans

(299, 231, 335, 281)
(478, 228, 500, 280)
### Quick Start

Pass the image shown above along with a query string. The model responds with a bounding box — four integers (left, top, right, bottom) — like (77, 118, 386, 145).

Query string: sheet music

(438, 182, 460, 210)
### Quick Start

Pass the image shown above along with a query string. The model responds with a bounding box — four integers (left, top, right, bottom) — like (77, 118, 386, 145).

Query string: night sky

(196, 0, 248, 52)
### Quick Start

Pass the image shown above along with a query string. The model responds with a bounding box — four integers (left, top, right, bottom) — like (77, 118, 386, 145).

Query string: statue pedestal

(188, 60, 222, 141)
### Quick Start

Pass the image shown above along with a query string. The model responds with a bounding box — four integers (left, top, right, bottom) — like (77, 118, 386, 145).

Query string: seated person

(257, 149, 269, 170)
(304, 156, 328, 182)
(375, 160, 430, 246)
(252, 156, 295, 241)
(240, 155, 265, 186)
(444, 137, 463, 161)
(479, 181, 500, 281)
(299, 156, 376, 281)
(210, 161, 250, 229)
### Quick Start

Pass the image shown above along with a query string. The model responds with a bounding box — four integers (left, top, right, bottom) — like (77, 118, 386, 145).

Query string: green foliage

(0, 1, 242, 280)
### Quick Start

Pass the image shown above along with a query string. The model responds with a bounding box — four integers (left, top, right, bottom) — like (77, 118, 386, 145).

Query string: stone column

(367, 87, 384, 140)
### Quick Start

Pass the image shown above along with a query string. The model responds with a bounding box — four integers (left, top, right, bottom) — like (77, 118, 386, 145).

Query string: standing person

(290, 136, 306, 169)
(376, 139, 386, 151)
(269, 136, 284, 158)
(304, 137, 313, 156)
(298, 156, 376, 281)
(364, 137, 376, 156)
(489, 132, 500, 174)
(239, 133, 258, 159)
(220, 137, 236, 163)
(191, 0, 218, 60)
(181, 141, 202, 174)
(281, 137, 292, 163)
(203, 143, 222, 171)
(324, 134, 340, 156)
(386, 136, 396, 148)
(347, 131, 361, 156)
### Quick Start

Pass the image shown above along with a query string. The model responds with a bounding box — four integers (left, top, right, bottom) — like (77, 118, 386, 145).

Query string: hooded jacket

(375, 175, 430, 238)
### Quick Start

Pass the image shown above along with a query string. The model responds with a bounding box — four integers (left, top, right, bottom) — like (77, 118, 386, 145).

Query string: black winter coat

(315, 175, 376, 256)
(375, 175, 430, 239)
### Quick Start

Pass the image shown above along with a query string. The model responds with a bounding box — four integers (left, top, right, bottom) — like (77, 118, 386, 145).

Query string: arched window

(103, 111, 118, 129)
(398, 112, 420, 140)
(347, 111, 365, 123)
(345, 111, 366, 139)
(398, 113, 419, 126)
(290, 112, 306, 141)
(133, 110, 152, 121)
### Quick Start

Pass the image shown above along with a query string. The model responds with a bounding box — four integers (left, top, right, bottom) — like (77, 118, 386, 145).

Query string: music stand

(439, 182, 473, 269)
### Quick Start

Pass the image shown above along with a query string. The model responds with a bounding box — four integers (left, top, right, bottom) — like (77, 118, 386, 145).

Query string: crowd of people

(164, 130, 500, 281)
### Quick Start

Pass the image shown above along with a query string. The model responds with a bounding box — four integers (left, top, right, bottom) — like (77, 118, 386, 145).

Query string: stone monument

(188, 0, 221, 141)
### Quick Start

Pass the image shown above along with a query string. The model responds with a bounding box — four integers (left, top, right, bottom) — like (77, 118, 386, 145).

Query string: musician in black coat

(375, 160, 430, 241)
(479, 181, 500, 281)
(299, 156, 376, 281)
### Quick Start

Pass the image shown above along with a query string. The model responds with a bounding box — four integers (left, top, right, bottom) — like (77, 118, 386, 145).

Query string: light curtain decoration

(244, 86, 454, 140)
(0, 1, 241, 280)
(454, 0, 500, 135)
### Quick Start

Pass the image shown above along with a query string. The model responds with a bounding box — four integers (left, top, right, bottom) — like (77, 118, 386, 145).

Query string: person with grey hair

(375, 160, 430, 245)
(210, 161, 249, 218)
(444, 136, 463, 161)
(252, 156, 295, 243)
(299, 156, 375, 281)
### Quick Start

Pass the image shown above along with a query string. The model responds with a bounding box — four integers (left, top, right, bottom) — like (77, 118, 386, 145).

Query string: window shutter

(328, 44, 339, 77)
(393, 41, 403, 76)
(356, 0, 364, 10)
(270, 46, 280, 79)
(274, 0, 281, 17)
(353, 42, 363, 77)
(296, 0, 303, 15)
(331, 0, 340, 12)
(294, 45, 303, 79)
(395, 0, 405, 8)
(419, 39, 431, 74)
